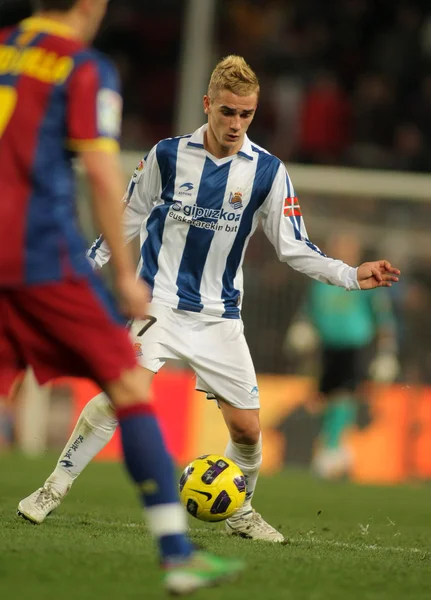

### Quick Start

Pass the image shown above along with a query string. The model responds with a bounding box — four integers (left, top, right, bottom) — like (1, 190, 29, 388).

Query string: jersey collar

(20, 17, 80, 41)
(187, 124, 254, 161)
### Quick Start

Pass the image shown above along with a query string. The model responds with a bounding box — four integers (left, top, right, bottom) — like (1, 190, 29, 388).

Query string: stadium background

(1, 0, 431, 483)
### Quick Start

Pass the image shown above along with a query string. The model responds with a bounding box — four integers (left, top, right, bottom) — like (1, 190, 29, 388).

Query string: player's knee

(105, 366, 154, 408)
(229, 421, 261, 445)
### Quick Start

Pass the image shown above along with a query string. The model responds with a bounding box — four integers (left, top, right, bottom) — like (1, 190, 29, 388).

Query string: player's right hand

(357, 261, 400, 289)
(116, 274, 150, 319)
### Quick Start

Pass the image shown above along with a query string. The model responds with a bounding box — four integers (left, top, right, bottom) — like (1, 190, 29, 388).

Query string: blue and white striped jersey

(89, 125, 359, 319)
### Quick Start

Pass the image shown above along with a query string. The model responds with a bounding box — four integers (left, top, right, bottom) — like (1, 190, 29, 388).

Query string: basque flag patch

(283, 197, 302, 217)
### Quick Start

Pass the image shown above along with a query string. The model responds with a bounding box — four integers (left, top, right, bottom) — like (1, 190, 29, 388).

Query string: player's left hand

(357, 261, 400, 290)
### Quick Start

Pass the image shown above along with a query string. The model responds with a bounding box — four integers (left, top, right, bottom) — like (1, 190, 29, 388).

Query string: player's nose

(230, 115, 241, 131)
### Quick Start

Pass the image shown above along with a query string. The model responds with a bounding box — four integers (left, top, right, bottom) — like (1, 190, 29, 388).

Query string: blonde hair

(208, 55, 260, 99)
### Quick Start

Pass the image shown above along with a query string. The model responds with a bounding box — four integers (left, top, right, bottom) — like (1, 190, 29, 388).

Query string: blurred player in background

(285, 233, 399, 479)
(19, 54, 400, 542)
(0, 0, 244, 594)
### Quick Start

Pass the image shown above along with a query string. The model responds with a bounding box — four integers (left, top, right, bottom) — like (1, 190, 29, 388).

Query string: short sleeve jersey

(0, 17, 122, 286)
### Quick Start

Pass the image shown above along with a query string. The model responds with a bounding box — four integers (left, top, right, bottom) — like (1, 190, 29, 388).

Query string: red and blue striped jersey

(0, 17, 122, 286)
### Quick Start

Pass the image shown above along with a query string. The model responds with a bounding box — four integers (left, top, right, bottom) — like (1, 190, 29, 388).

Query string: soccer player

(0, 1, 243, 594)
(286, 233, 399, 479)
(18, 55, 400, 542)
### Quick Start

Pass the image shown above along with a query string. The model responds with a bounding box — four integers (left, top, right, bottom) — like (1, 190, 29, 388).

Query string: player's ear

(203, 95, 210, 115)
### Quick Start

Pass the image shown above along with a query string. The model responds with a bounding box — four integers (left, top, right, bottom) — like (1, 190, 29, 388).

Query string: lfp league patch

(97, 88, 122, 138)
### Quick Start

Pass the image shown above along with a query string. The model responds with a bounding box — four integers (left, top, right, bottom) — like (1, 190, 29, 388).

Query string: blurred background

(1, 0, 431, 483)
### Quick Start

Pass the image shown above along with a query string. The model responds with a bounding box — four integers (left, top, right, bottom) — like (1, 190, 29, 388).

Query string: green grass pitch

(0, 454, 430, 600)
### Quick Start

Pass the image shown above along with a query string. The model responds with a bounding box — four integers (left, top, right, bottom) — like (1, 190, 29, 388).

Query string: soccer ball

(179, 454, 246, 522)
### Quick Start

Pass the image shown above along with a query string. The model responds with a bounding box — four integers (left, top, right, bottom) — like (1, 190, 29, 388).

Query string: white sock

(145, 503, 188, 537)
(225, 434, 262, 517)
(46, 393, 118, 494)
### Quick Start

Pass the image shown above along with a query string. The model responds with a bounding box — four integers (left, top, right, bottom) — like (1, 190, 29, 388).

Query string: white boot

(225, 509, 285, 542)
(17, 482, 70, 524)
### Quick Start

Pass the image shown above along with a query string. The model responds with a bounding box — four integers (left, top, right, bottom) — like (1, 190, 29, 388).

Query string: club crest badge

(229, 191, 243, 210)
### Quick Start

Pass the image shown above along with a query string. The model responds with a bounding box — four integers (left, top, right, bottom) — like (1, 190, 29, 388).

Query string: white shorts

(129, 303, 260, 409)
